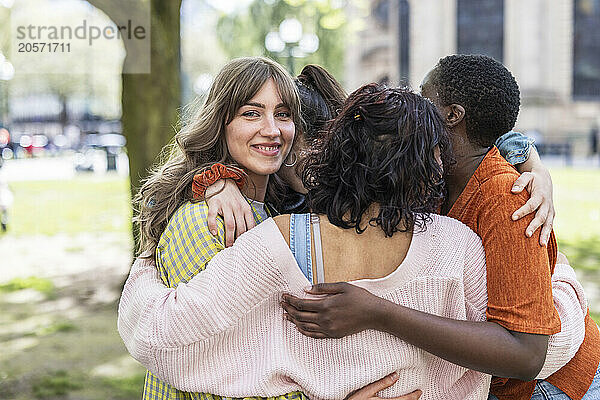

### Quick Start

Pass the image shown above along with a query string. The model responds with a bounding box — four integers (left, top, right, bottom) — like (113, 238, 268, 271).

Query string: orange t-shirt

(447, 146, 600, 400)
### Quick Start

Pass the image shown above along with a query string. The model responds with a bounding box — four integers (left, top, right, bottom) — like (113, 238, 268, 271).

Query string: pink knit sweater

(118, 215, 587, 400)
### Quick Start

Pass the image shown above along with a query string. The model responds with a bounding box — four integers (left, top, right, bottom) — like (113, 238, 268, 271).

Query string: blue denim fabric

(495, 131, 536, 166)
(290, 213, 313, 283)
(581, 362, 600, 400)
(487, 362, 600, 400)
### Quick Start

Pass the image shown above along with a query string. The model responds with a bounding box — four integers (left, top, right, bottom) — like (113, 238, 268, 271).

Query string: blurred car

(0, 128, 9, 148)
(19, 134, 49, 157)
(74, 133, 127, 172)
(0, 128, 13, 160)
(0, 174, 12, 232)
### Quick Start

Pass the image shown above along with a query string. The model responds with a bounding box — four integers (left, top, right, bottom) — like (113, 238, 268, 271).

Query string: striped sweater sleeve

(535, 262, 587, 379)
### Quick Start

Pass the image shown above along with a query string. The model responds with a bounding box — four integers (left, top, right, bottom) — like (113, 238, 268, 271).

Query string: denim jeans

(487, 361, 600, 400)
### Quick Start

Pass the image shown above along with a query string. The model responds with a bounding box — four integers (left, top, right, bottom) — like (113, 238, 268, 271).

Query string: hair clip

(353, 113, 362, 121)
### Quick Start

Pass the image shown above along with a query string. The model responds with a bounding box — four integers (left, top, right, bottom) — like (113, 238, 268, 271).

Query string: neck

(335, 203, 413, 235)
(443, 134, 489, 214)
(242, 172, 269, 202)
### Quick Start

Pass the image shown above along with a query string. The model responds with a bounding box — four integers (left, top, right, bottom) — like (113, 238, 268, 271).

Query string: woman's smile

(225, 78, 295, 182)
(251, 142, 282, 156)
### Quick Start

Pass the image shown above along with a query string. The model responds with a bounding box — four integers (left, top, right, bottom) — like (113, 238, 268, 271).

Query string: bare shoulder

(272, 214, 291, 246)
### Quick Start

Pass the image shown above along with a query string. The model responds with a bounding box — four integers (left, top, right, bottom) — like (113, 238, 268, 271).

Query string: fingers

(512, 194, 542, 221)
(281, 303, 319, 323)
(281, 294, 325, 312)
(523, 199, 547, 237)
(539, 208, 555, 247)
(511, 172, 533, 194)
(370, 372, 400, 393)
(392, 390, 422, 400)
(226, 203, 253, 246)
(232, 207, 249, 240)
(223, 209, 236, 248)
(284, 313, 322, 332)
(305, 282, 348, 295)
(206, 202, 220, 236)
(205, 179, 253, 246)
(349, 372, 399, 399)
(294, 326, 328, 339)
(524, 201, 548, 242)
(244, 206, 256, 232)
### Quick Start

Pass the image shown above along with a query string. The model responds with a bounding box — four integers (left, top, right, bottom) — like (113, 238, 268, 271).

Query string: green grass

(32, 370, 83, 398)
(5, 176, 131, 236)
(0, 277, 55, 297)
(551, 168, 600, 273)
(101, 374, 147, 399)
(36, 321, 78, 336)
(551, 168, 600, 239)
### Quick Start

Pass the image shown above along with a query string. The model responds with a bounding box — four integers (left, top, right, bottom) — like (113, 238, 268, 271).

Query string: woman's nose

(260, 115, 281, 138)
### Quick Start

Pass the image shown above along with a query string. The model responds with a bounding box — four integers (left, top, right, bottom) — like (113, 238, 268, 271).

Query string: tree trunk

(88, 0, 182, 254)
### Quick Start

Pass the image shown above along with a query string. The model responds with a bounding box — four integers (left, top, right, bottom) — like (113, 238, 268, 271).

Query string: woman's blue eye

(242, 110, 260, 117)
(277, 111, 291, 119)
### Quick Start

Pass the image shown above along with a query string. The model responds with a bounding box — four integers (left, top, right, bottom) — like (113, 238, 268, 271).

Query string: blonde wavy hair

(134, 57, 301, 256)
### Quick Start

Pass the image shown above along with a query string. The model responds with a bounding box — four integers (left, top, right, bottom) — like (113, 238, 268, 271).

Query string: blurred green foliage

(216, 0, 348, 78)
(1, 1, 123, 118)
(6, 176, 131, 236)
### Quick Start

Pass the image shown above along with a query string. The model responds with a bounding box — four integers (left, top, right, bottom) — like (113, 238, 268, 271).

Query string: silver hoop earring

(284, 153, 297, 167)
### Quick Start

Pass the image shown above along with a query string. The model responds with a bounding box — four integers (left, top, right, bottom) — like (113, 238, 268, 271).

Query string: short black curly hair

(303, 83, 453, 237)
(428, 54, 520, 147)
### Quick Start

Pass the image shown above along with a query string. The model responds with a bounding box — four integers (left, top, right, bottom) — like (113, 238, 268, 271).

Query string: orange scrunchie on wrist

(192, 163, 246, 200)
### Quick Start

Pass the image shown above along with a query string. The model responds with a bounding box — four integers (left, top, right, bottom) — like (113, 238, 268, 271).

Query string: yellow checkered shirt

(142, 200, 307, 400)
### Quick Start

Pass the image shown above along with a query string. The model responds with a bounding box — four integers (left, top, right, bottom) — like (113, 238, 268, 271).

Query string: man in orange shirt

(283, 55, 600, 399)
(421, 54, 600, 400)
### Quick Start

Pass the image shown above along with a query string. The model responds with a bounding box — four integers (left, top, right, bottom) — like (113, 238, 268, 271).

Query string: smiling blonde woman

(132, 56, 302, 400)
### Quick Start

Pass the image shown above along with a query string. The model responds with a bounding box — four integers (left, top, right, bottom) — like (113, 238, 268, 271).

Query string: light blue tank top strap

(289, 213, 313, 283)
(289, 213, 326, 284)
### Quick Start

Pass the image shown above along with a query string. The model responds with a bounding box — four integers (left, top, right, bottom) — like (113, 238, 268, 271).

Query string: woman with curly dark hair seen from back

(120, 83, 493, 399)
(284, 55, 596, 400)
(303, 83, 452, 237)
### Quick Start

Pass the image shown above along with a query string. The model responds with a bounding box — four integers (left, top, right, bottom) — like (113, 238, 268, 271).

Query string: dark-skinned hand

(281, 282, 383, 339)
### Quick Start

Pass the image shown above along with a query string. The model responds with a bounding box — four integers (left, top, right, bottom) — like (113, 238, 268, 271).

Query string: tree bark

(88, 0, 182, 253)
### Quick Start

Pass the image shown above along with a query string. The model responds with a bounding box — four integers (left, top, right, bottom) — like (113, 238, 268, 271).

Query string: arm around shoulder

(118, 220, 296, 384)
(535, 259, 588, 379)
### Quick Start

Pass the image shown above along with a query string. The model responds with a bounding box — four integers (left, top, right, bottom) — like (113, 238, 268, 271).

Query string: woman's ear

(445, 104, 466, 128)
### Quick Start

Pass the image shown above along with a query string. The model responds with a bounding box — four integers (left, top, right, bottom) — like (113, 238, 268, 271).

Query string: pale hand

(511, 167, 555, 246)
(205, 179, 256, 247)
(346, 373, 422, 400)
(557, 251, 569, 265)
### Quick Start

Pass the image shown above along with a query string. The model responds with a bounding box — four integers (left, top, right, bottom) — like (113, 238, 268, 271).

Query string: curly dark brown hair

(429, 54, 520, 147)
(303, 83, 453, 237)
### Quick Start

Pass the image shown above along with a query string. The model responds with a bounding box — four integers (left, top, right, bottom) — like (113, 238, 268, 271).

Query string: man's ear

(445, 104, 466, 128)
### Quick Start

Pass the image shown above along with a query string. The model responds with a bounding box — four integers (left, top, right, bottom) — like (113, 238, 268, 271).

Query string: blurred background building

(345, 0, 600, 155)
(2, 0, 599, 162)
(0, 2, 599, 399)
